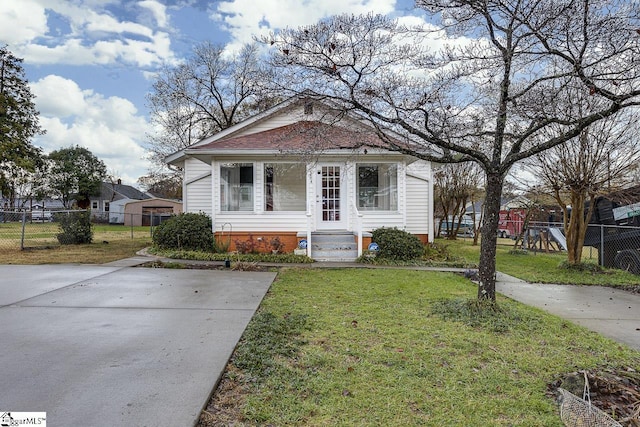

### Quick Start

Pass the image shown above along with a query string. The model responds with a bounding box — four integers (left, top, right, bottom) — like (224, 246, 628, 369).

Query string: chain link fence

(0, 210, 167, 250)
(498, 220, 640, 273)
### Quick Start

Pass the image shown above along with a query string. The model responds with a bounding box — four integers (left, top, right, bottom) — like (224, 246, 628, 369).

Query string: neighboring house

(90, 180, 151, 221)
(0, 198, 65, 222)
(166, 95, 434, 261)
(1, 198, 65, 211)
(109, 198, 183, 226)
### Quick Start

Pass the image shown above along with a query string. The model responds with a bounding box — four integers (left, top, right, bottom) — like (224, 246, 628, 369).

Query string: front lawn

(442, 238, 640, 287)
(200, 268, 640, 426)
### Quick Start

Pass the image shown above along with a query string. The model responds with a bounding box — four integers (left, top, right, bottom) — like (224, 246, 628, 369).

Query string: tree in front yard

(48, 145, 107, 208)
(266, 3, 640, 301)
(0, 45, 45, 207)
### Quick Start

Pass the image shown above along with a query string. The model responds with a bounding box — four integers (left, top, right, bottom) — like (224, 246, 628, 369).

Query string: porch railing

(351, 200, 364, 257)
(306, 202, 312, 257)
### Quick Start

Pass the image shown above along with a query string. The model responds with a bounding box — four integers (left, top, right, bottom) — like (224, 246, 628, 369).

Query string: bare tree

(137, 173, 182, 200)
(527, 111, 640, 264)
(146, 42, 278, 173)
(434, 162, 483, 240)
(266, 3, 640, 301)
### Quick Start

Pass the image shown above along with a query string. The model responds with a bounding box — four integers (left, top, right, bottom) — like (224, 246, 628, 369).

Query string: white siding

(361, 214, 404, 232)
(406, 160, 432, 178)
(184, 158, 212, 216)
(184, 157, 210, 181)
(405, 160, 431, 235)
(233, 112, 298, 137)
(230, 103, 345, 138)
(214, 213, 309, 232)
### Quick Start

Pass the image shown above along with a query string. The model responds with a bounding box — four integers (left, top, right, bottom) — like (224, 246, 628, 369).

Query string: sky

(0, 0, 422, 187)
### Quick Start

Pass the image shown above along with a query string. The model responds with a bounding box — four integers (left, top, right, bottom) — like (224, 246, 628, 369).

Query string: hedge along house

(166, 95, 434, 261)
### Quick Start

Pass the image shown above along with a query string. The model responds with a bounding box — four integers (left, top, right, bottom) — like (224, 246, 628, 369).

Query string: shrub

(234, 234, 260, 254)
(55, 210, 93, 244)
(558, 261, 604, 274)
(371, 227, 424, 261)
(152, 212, 213, 251)
(422, 242, 460, 262)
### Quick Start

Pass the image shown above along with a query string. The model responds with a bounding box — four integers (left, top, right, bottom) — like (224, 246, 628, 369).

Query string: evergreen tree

(0, 45, 44, 207)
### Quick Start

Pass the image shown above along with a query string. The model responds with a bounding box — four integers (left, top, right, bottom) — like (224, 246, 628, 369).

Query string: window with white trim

(220, 163, 254, 211)
(357, 163, 398, 211)
(264, 163, 307, 211)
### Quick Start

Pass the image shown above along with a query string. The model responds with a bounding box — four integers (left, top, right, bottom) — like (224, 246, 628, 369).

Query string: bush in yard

(55, 210, 93, 244)
(371, 227, 424, 261)
(152, 212, 213, 251)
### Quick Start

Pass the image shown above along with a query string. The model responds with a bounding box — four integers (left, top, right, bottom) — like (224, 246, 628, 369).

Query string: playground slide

(548, 227, 568, 251)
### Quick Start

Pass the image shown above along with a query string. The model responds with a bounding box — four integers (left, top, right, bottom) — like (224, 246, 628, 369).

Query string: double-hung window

(220, 163, 254, 211)
(357, 163, 398, 211)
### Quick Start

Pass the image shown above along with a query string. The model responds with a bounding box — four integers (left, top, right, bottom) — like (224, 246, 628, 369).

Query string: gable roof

(190, 121, 389, 152)
(100, 182, 150, 201)
(166, 93, 431, 166)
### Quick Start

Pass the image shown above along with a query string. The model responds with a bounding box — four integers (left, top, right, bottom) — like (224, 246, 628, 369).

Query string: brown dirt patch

(549, 368, 640, 426)
(197, 365, 248, 427)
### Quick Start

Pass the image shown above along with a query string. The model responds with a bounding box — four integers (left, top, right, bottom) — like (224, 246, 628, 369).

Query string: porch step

(310, 231, 358, 262)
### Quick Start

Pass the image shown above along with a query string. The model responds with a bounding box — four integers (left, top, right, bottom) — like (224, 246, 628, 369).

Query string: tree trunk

(449, 198, 461, 239)
(478, 173, 504, 301)
(566, 193, 584, 264)
(565, 191, 596, 264)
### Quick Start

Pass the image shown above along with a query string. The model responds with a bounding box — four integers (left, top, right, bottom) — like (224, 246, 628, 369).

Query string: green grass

(441, 238, 640, 286)
(148, 247, 314, 264)
(0, 238, 151, 264)
(223, 268, 639, 426)
(0, 221, 152, 248)
(0, 222, 152, 264)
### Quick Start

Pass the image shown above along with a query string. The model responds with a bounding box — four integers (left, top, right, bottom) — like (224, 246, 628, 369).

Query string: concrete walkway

(496, 272, 640, 351)
(0, 263, 275, 427)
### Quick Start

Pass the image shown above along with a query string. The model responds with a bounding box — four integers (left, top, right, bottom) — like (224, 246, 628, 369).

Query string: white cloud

(139, 0, 169, 28)
(31, 75, 151, 185)
(30, 75, 87, 117)
(0, 0, 48, 45)
(84, 11, 155, 38)
(214, 0, 398, 49)
(0, 0, 175, 68)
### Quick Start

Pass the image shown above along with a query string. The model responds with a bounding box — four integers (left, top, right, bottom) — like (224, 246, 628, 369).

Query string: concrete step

(311, 241, 357, 251)
(312, 249, 359, 262)
(310, 231, 358, 262)
(311, 233, 355, 243)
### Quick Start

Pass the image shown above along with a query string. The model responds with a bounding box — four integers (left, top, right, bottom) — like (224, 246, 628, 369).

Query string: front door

(316, 164, 346, 229)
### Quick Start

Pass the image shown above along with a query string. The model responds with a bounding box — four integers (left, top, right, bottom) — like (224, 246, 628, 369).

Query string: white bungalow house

(166, 95, 434, 261)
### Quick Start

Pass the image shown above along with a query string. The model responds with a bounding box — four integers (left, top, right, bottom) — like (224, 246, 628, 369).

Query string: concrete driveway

(0, 264, 275, 426)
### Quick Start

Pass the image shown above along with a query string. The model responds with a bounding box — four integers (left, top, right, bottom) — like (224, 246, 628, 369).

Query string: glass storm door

(317, 165, 345, 229)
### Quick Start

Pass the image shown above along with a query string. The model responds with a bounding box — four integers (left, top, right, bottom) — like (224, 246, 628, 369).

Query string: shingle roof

(192, 121, 391, 152)
(102, 182, 150, 200)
